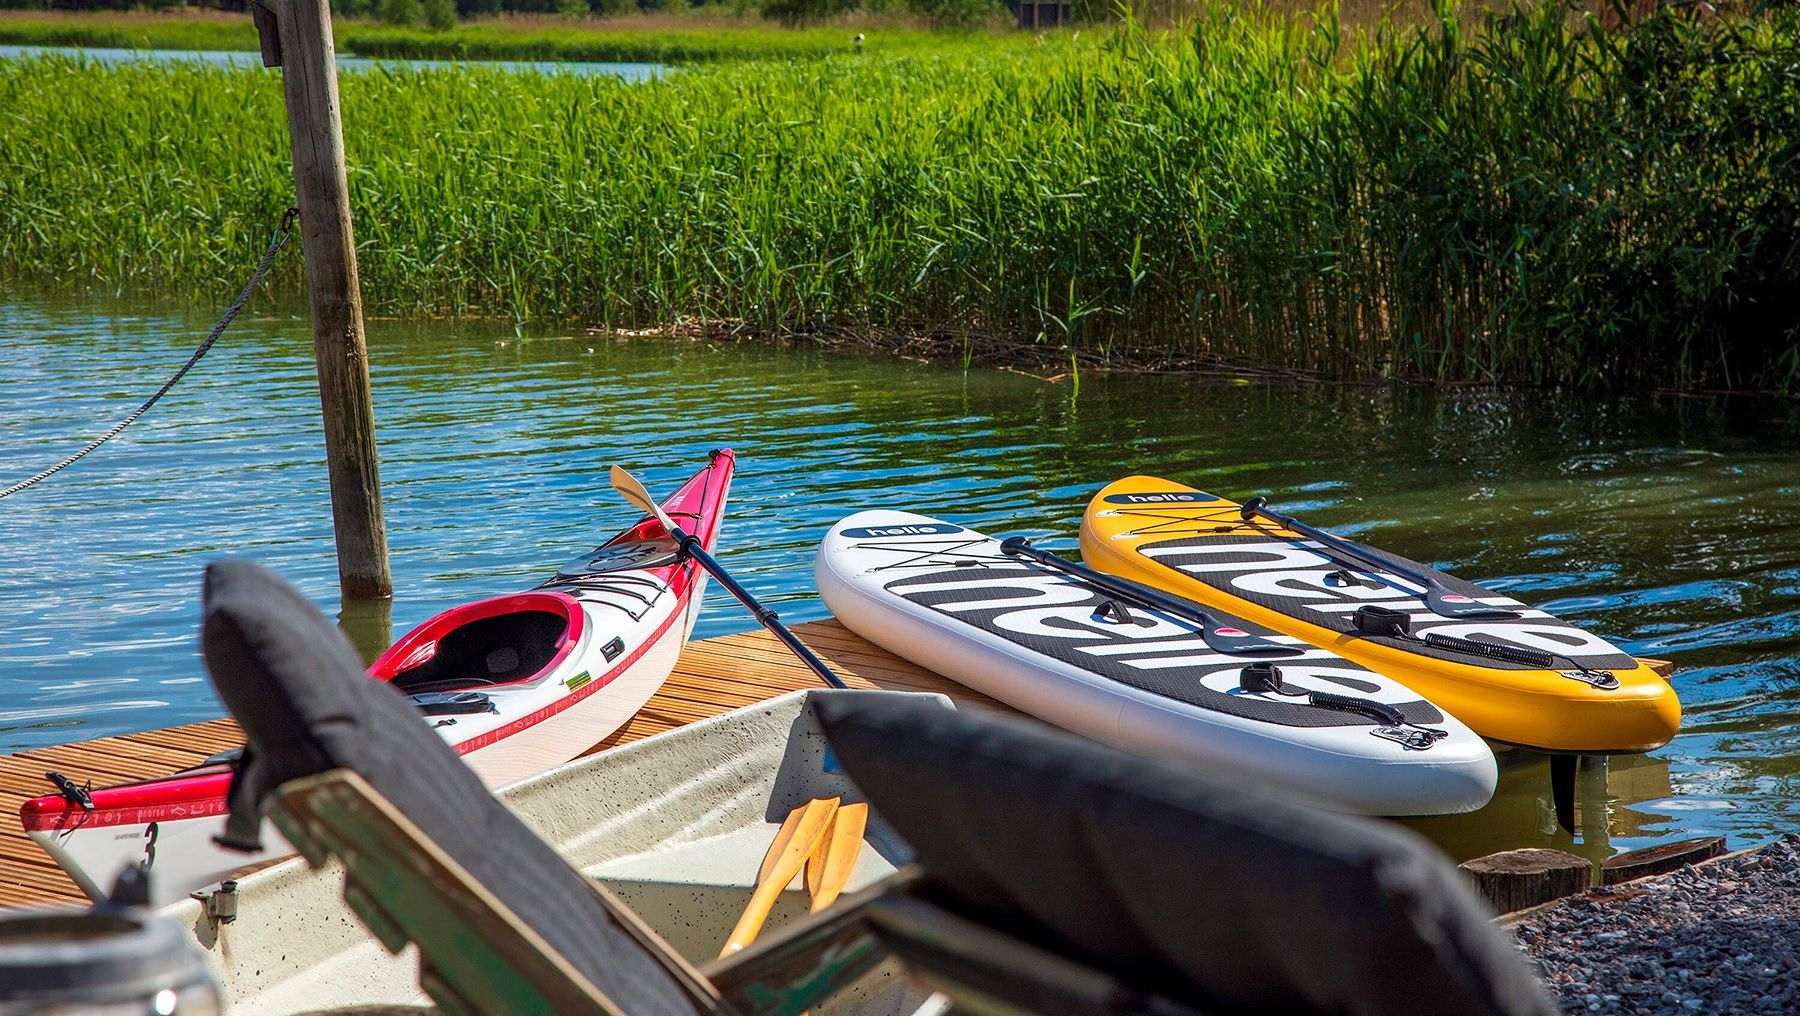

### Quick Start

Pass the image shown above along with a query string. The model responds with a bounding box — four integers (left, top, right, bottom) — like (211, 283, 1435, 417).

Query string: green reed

(0, 14, 991, 63)
(340, 23, 977, 62)
(1, 4, 1795, 391)
(0, 14, 262, 51)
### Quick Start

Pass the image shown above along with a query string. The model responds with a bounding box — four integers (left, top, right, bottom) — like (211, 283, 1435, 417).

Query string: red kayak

(21, 450, 735, 906)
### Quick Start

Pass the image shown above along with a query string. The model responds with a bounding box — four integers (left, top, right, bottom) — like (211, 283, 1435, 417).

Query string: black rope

(0, 207, 299, 501)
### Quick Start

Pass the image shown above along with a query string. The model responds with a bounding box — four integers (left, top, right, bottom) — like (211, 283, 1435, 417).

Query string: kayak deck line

(0, 622, 1666, 911)
(0, 619, 1003, 911)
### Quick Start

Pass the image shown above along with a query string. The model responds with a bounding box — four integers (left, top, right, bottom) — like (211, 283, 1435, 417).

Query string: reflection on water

(1, 294, 1797, 866)
(1405, 751, 1679, 865)
(335, 592, 395, 665)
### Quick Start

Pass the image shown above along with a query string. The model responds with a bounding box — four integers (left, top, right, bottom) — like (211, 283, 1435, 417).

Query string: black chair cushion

(201, 558, 698, 1016)
(812, 693, 1556, 1016)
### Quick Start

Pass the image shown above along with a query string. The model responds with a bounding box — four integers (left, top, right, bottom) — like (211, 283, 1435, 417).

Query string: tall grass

(0, 11, 1008, 62)
(343, 20, 985, 62)
(0, 10, 262, 50)
(0, 4, 1795, 391)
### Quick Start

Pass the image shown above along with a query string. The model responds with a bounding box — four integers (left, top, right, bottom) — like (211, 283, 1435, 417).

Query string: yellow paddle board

(1079, 476, 1680, 753)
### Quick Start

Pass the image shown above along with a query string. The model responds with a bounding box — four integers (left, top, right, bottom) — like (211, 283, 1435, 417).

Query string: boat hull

(158, 689, 942, 1016)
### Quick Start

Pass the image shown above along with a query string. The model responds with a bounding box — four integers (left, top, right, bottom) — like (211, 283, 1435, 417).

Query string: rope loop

(0, 207, 300, 501)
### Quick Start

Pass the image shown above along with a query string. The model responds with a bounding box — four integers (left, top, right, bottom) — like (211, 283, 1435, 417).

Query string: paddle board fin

(1550, 754, 1577, 834)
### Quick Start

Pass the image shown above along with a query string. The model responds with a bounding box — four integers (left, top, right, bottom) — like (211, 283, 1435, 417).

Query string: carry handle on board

(998, 537, 1300, 658)
(1236, 662, 1448, 749)
(1352, 605, 1558, 668)
(1352, 603, 1586, 831)
(1239, 496, 1520, 622)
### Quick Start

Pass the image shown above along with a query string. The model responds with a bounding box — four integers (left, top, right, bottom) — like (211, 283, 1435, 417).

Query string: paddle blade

(1198, 618, 1297, 657)
(722, 797, 840, 956)
(608, 465, 681, 538)
(805, 802, 869, 913)
(758, 806, 807, 885)
(1423, 583, 1521, 621)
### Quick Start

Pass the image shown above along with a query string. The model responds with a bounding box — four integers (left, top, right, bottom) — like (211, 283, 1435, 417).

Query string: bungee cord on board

(0, 207, 299, 501)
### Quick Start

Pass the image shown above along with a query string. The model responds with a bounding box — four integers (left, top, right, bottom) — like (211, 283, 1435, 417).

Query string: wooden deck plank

(17, 740, 202, 774)
(0, 621, 994, 910)
(3, 751, 160, 787)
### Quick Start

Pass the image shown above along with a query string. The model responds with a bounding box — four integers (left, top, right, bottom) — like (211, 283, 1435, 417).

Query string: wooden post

(273, 0, 392, 599)
(1600, 836, 1727, 885)
(1459, 848, 1591, 914)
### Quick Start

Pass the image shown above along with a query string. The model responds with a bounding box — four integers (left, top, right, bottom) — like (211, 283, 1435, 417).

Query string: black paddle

(998, 537, 1300, 657)
(1238, 496, 1520, 621)
(609, 466, 847, 690)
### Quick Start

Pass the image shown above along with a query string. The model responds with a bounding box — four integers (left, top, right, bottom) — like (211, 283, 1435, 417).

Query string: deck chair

(201, 558, 1556, 1016)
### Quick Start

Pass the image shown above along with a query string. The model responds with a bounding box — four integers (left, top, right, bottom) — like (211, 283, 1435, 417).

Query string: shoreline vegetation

(1, 3, 1796, 393)
(0, 10, 1003, 62)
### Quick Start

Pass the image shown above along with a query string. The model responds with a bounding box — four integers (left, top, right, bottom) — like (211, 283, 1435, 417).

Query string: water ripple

(4, 297, 1800, 860)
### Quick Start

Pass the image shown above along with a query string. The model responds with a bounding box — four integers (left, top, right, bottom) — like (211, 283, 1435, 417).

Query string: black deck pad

(200, 558, 698, 1016)
(813, 693, 1557, 1016)
(886, 565, 1443, 728)
(1135, 534, 1638, 671)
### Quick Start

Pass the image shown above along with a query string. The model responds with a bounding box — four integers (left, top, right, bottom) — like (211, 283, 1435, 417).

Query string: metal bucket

(0, 906, 220, 1015)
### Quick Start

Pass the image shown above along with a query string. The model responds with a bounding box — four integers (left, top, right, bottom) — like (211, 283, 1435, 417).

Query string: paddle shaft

(669, 527, 848, 689)
(1241, 498, 1436, 590)
(1240, 497, 1517, 621)
(609, 463, 846, 689)
(998, 538, 1293, 656)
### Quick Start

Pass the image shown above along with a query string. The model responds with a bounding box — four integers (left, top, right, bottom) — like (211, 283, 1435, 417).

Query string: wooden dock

(0, 620, 1000, 910)
(0, 626, 1675, 911)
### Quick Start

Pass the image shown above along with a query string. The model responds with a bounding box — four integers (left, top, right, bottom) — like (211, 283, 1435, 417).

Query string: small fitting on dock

(193, 880, 239, 926)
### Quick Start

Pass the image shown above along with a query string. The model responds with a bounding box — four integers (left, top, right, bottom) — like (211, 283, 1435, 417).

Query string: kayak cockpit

(371, 591, 587, 695)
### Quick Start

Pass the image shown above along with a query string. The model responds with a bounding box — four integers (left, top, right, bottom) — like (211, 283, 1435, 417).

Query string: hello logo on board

(1137, 538, 1634, 668)
(841, 523, 967, 540)
(1102, 492, 1220, 505)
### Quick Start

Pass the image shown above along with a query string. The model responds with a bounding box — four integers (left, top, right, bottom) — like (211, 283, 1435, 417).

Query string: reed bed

(0, 11, 261, 50)
(0, 12, 996, 62)
(1, 4, 1795, 391)
(341, 22, 972, 62)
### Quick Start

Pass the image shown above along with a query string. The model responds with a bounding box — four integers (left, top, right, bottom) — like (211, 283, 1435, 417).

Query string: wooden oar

(805, 801, 869, 913)
(758, 806, 808, 885)
(720, 797, 839, 956)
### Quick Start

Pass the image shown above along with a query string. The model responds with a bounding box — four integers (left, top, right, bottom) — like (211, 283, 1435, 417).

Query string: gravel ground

(1512, 833, 1800, 1015)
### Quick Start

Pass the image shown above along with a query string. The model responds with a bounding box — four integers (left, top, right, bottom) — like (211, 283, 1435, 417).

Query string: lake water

(0, 44, 664, 80)
(2, 294, 1796, 866)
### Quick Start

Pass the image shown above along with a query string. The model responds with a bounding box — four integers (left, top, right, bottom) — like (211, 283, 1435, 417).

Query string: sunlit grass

(0, 10, 1011, 62)
(0, 9, 262, 51)
(1, 4, 1795, 391)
